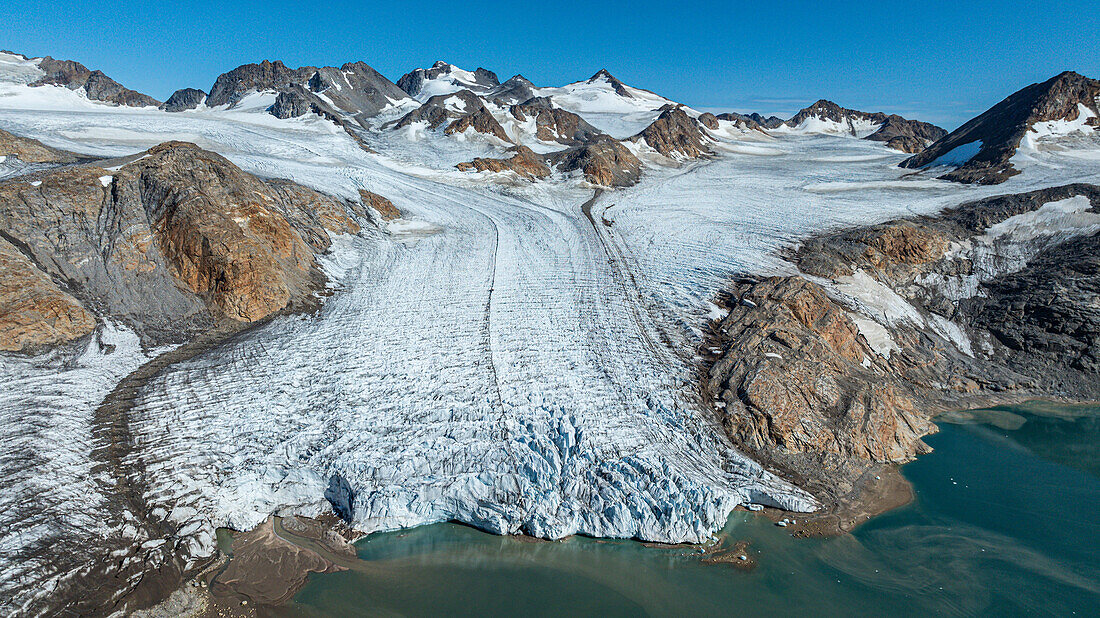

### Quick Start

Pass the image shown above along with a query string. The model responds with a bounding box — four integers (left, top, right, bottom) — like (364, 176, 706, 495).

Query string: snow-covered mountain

(0, 50, 160, 109)
(396, 61, 501, 100)
(901, 71, 1100, 183)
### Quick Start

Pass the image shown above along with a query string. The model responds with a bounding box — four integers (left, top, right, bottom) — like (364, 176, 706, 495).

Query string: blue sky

(3, 0, 1097, 128)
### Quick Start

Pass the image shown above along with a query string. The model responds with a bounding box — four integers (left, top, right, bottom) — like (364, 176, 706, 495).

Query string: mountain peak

(901, 69, 1100, 184)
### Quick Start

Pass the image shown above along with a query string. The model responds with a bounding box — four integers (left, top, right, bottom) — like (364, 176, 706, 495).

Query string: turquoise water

(287, 404, 1100, 616)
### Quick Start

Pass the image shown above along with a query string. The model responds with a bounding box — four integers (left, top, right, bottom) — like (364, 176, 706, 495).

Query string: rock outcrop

(0, 141, 370, 346)
(205, 60, 316, 108)
(865, 115, 947, 152)
(631, 107, 713, 159)
(30, 56, 161, 107)
(704, 183, 1100, 506)
(697, 112, 719, 130)
(271, 88, 315, 119)
(547, 134, 642, 187)
(706, 276, 934, 465)
(717, 112, 784, 130)
(783, 100, 888, 134)
(488, 74, 539, 105)
(390, 89, 512, 143)
(900, 71, 1100, 184)
(456, 145, 551, 180)
(509, 97, 603, 145)
(359, 189, 400, 221)
(160, 88, 206, 112)
(0, 128, 80, 166)
(0, 235, 96, 351)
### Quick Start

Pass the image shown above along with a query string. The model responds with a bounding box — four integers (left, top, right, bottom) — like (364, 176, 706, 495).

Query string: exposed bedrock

(631, 107, 713, 159)
(160, 87, 206, 112)
(704, 183, 1100, 507)
(30, 55, 161, 107)
(390, 89, 513, 143)
(457, 145, 552, 180)
(0, 141, 374, 349)
(548, 134, 642, 187)
(509, 98, 603, 145)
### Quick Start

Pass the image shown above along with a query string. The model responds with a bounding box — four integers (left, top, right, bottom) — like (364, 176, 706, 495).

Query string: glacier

(2, 84, 1100, 613)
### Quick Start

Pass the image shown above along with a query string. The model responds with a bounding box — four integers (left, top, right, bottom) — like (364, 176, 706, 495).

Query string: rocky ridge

(509, 97, 604, 145)
(24, 54, 161, 107)
(703, 183, 1100, 519)
(397, 61, 500, 99)
(901, 71, 1100, 184)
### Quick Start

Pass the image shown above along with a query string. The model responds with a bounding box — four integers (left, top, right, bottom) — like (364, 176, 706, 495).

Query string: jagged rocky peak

(390, 89, 512, 143)
(587, 68, 633, 98)
(488, 74, 539, 105)
(205, 59, 317, 108)
(161, 87, 206, 112)
(396, 61, 501, 100)
(901, 71, 1100, 184)
(548, 134, 642, 187)
(456, 145, 552, 180)
(198, 58, 408, 122)
(631, 106, 713, 159)
(0, 51, 160, 107)
(306, 62, 411, 117)
(0, 141, 371, 349)
(509, 97, 603, 145)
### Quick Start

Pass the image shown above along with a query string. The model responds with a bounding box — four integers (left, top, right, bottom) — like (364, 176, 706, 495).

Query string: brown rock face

(456, 145, 551, 180)
(708, 183, 1100, 511)
(120, 143, 322, 321)
(0, 236, 95, 351)
(359, 189, 401, 220)
(444, 107, 512, 143)
(0, 128, 79, 164)
(0, 141, 366, 345)
(697, 112, 720, 130)
(631, 107, 712, 159)
(884, 135, 930, 153)
(706, 276, 934, 465)
(509, 99, 603, 145)
(548, 135, 642, 187)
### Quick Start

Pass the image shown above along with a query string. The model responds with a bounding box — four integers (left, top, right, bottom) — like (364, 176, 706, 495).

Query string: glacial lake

(286, 403, 1100, 616)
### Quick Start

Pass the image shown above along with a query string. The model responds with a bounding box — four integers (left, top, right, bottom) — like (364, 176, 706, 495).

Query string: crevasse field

(2, 70, 1099, 611)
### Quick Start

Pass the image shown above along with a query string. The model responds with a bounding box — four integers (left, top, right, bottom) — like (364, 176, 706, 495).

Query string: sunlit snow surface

(2, 88, 1100, 611)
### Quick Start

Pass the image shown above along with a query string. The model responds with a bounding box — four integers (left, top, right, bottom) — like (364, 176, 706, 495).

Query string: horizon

(4, 0, 1099, 130)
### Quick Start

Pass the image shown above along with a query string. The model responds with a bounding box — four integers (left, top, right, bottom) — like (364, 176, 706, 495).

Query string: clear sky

(4, 0, 1097, 128)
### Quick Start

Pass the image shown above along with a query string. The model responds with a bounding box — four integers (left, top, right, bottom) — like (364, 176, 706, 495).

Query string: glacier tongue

(124, 173, 813, 562)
